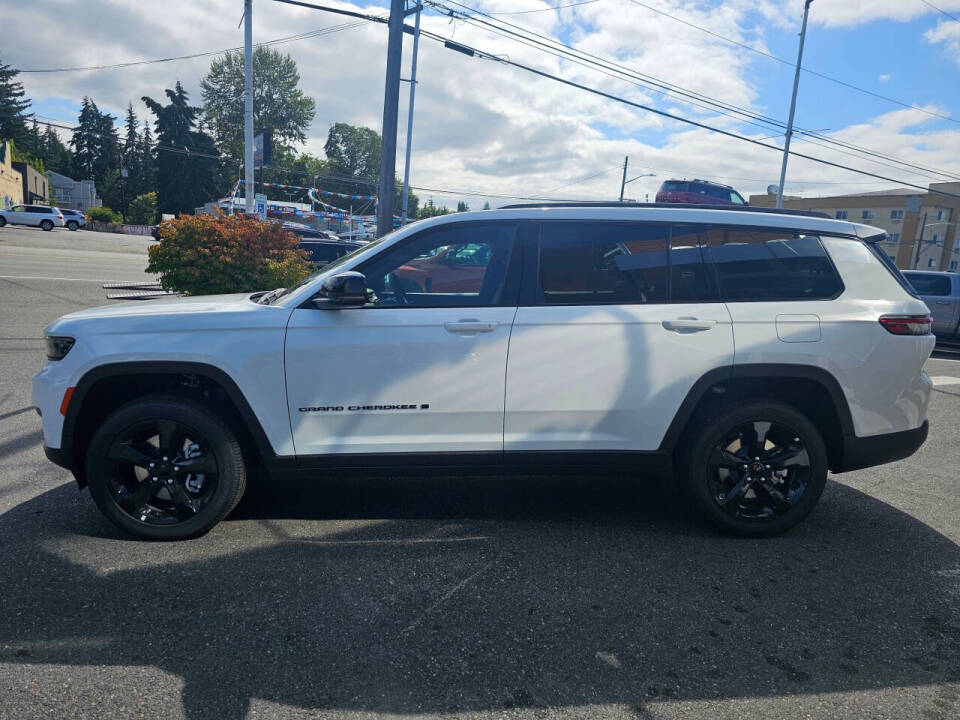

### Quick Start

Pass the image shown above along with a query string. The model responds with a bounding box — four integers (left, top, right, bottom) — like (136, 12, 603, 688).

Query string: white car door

(284, 221, 523, 457)
(504, 221, 734, 453)
(6, 205, 29, 225)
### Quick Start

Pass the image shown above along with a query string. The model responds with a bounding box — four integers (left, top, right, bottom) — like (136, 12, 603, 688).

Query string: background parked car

(0, 204, 65, 231)
(655, 179, 747, 206)
(59, 208, 86, 231)
(299, 239, 364, 268)
(903, 270, 960, 341)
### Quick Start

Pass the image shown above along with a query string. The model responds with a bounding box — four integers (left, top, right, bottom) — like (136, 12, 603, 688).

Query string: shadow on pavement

(2, 474, 959, 718)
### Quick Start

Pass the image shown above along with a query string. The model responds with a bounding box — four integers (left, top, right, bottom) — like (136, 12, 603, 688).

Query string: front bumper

(834, 420, 929, 473)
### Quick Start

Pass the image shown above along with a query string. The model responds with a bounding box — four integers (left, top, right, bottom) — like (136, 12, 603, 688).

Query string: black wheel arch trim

(58, 361, 278, 479)
(658, 363, 856, 452)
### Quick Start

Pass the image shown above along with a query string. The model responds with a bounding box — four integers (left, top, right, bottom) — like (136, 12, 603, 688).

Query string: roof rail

(497, 201, 831, 219)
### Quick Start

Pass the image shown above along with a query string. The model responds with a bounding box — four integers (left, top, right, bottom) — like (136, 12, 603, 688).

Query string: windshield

(267, 229, 399, 303)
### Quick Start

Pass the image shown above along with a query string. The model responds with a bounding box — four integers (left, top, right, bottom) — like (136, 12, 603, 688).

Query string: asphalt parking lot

(1, 223, 959, 719)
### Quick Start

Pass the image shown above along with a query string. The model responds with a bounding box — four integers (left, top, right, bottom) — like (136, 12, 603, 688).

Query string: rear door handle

(444, 319, 499, 334)
(662, 318, 717, 332)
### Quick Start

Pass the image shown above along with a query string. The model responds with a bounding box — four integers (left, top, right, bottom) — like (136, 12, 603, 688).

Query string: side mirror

(312, 271, 368, 309)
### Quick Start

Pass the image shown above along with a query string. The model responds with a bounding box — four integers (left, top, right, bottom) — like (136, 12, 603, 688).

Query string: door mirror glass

(312, 271, 368, 309)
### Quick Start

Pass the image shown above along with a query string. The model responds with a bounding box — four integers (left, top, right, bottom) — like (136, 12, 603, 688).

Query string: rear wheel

(0, 216, 6, 227)
(86, 397, 246, 540)
(67, 220, 79, 231)
(680, 401, 828, 536)
(40, 219, 54, 231)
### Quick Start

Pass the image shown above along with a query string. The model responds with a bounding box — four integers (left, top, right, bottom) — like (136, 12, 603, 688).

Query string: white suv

(0, 204, 65, 230)
(33, 204, 934, 540)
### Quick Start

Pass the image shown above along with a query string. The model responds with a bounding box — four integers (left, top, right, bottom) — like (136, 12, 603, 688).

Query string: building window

(928, 259, 936, 268)
(952, 261, 958, 271)
(861, 210, 876, 220)
(933, 234, 940, 245)
(835, 210, 848, 220)
(889, 232, 900, 243)
(890, 209, 903, 220)
(939, 210, 947, 221)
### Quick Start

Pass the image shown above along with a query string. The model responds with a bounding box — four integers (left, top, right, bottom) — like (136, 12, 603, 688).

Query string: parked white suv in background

(33, 203, 934, 540)
(0, 204, 65, 231)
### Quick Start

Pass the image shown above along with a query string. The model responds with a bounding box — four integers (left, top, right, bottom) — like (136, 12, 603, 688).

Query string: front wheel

(40, 219, 54, 231)
(679, 401, 828, 536)
(67, 221, 79, 231)
(0, 216, 6, 227)
(86, 397, 246, 540)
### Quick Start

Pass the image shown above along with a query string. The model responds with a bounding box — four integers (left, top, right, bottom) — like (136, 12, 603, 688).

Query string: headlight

(45, 336, 75, 360)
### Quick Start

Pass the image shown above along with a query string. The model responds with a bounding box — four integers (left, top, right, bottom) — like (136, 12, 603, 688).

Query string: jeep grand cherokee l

(34, 204, 934, 540)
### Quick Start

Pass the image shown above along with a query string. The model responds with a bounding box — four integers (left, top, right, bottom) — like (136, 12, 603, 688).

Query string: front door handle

(444, 319, 499, 334)
(662, 318, 717, 333)
(935, 300, 951, 305)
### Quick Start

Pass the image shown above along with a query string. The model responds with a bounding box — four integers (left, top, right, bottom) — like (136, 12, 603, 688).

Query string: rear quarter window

(904, 272, 951, 296)
(702, 227, 844, 301)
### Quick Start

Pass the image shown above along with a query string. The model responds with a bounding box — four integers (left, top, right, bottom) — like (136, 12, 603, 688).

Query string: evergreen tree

(94, 109, 121, 209)
(138, 123, 156, 198)
(41, 125, 73, 175)
(71, 98, 99, 180)
(0, 61, 30, 142)
(482, 201, 491, 210)
(456, 200, 470, 212)
(142, 82, 223, 216)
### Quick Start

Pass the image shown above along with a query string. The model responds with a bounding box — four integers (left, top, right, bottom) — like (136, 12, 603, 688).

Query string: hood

(44, 292, 289, 337)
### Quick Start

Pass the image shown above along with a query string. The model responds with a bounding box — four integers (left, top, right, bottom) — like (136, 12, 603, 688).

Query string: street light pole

(619, 155, 628, 202)
(243, 0, 255, 214)
(914, 212, 928, 270)
(776, 0, 812, 209)
(377, 0, 406, 237)
(400, 2, 421, 225)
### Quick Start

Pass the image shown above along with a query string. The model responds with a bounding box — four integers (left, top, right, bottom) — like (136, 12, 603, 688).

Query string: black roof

(497, 201, 830, 219)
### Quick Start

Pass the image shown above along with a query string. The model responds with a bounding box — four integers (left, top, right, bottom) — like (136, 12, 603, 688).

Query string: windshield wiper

(257, 288, 286, 305)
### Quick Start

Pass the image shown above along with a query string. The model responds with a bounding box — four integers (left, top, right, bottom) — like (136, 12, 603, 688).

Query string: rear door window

(906, 272, 952, 296)
(702, 227, 844, 301)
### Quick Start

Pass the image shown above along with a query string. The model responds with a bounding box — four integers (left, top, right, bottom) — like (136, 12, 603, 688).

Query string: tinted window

(301, 243, 347, 266)
(905, 272, 951, 296)
(703, 227, 843, 301)
(361, 222, 518, 307)
(537, 222, 669, 305)
(661, 181, 688, 193)
(669, 225, 717, 303)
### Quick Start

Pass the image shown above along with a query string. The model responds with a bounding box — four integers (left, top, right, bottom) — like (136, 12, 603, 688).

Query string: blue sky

(8, 0, 960, 205)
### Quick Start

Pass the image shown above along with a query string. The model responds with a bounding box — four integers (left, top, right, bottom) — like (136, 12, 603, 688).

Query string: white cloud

(926, 20, 960, 66)
(777, 0, 960, 29)
(878, 73, 890, 83)
(2, 0, 958, 209)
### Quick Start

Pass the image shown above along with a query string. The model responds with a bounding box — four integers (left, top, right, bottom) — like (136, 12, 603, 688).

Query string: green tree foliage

(147, 214, 312, 295)
(70, 97, 121, 207)
(456, 200, 470, 212)
(86, 206, 123, 224)
(41, 125, 72, 175)
(137, 122, 156, 198)
(127, 191, 158, 224)
(143, 82, 224, 217)
(0, 61, 30, 141)
(325, 123, 380, 179)
(418, 198, 450, 218)
(201, 47, 315, 164)
(482, 201, 491, 210)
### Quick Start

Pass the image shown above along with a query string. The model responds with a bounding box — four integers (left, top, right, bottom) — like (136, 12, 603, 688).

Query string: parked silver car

(0, 204, 66, 231)
(59, 208, 86, 231)
(903, 270, 960, 340)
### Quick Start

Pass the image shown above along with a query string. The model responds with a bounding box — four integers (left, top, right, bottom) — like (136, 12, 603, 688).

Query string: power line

(418, 27, 960, 198)
(489, 0, 601, 14)
(430, 0, 960, 182)
(919, 0, 960, 23)
(15, 19, 371, 73)
(626, 0, 960, 126)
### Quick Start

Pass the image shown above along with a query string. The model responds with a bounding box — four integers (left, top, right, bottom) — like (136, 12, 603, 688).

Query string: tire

(40, 220, 54, 231)
(85, 396, 247, 540)
(67, 221, 79, 231)
(679, 400, 828, 537)
(0, 216, 6, 227)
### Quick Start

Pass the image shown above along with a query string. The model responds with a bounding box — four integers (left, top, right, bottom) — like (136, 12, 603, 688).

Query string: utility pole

(400, 2, 422, 225)
(776, 0, 812, 209)
(914, 212, 928, 270)
(619, 156, 628, 202)
(377, 0, 406, 237)
(243, 0, 255, 214)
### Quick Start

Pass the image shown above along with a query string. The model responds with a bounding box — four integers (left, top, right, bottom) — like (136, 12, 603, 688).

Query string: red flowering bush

(147, 214, 312, 295)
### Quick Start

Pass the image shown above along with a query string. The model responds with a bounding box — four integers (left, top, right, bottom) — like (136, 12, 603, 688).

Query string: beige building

(749, 182, 960, 272)
(0, 140, 24, 210)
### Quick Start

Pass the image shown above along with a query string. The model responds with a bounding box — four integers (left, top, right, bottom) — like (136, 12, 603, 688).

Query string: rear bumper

(834, 420, 929, 473)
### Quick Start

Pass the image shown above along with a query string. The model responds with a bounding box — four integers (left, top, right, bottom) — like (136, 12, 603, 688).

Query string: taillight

(879, 315, 933, 335)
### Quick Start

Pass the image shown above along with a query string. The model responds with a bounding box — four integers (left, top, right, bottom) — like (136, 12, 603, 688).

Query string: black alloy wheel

(681, 401, 828, 536)
(87, 397, 246, 540)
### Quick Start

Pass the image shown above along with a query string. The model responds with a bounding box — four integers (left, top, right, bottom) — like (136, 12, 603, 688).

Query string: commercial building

(11, 161, 48, 204)
(48, 171, 101, 211)
(749, 182, 960, 272)
(0, 140, 23, 209)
